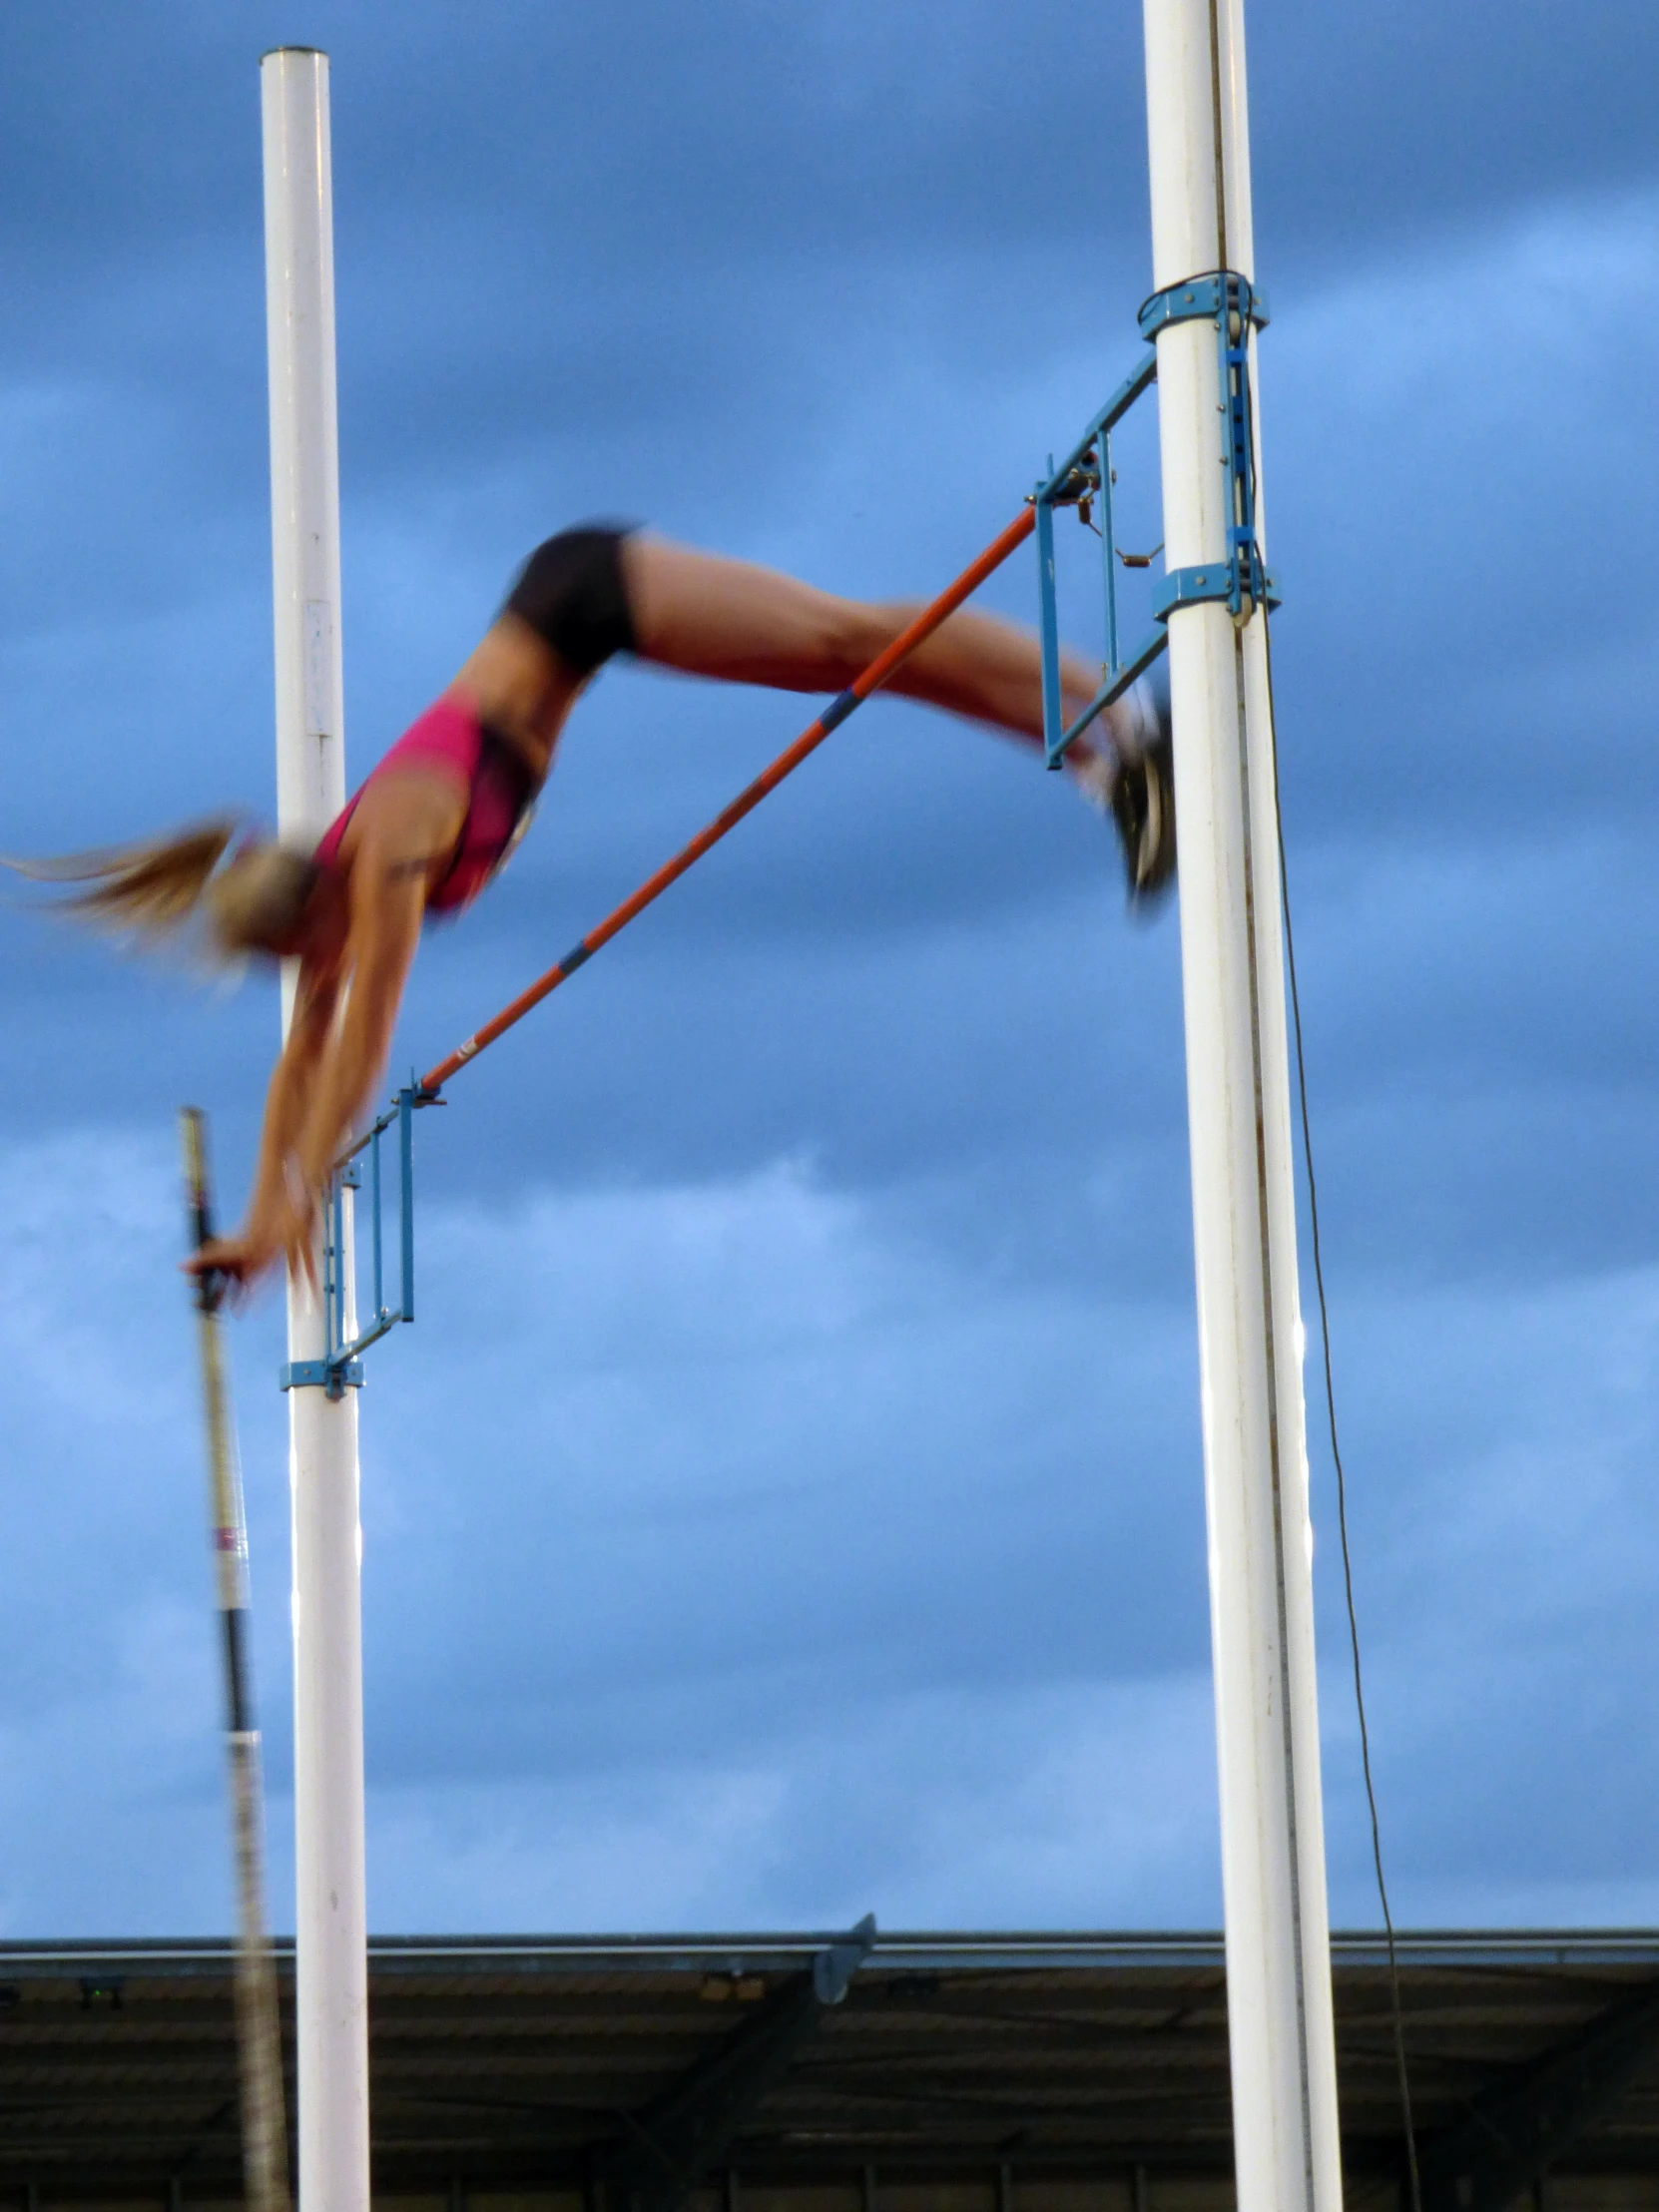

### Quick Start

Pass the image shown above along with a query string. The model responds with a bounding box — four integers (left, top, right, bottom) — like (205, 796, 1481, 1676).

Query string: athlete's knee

(503, 524, 642, 677)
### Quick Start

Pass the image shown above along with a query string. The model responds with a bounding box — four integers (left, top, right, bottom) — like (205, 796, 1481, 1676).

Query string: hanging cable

(1261, 614, 1422, 2212)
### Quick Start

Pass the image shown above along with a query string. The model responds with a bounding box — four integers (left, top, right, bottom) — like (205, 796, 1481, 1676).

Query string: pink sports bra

(312, 697, 537, 918)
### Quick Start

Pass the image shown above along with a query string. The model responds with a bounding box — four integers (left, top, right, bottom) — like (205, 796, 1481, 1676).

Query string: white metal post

(1141, 4, 1345, 2211)
(262, 48, 371, 2212)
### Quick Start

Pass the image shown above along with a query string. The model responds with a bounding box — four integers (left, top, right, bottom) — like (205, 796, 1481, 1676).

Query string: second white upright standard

(262, 47, 372, 2212)
(1142, 3, 1346, 2210)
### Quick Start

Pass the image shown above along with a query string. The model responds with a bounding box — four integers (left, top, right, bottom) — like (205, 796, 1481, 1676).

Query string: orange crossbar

(420, 506, 1036, 1093)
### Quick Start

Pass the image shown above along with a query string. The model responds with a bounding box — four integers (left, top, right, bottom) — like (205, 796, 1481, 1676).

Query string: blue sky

(1, 0, 1657, 1938)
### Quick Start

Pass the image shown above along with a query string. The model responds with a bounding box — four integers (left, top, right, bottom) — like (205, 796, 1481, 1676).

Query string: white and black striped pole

(181, 1107, 290, 2212)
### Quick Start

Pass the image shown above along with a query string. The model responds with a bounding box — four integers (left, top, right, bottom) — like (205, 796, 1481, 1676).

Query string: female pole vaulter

(15, 526, 1172, 1289)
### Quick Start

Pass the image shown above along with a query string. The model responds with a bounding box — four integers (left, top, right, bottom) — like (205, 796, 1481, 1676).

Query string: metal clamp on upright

(1140, 271, 1279, 627)
(1033, 270, 1279, 770)
(278, 1080, 436, 1398)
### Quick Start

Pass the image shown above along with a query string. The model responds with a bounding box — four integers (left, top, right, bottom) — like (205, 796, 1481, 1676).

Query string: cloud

(2, 5, 1658, 1944)
(0, 1126, 280, 1934)
(3, 1104, 1659, 1936)
(361, 1673, 1224, 1935)
(358, 1156, 1208, 1787)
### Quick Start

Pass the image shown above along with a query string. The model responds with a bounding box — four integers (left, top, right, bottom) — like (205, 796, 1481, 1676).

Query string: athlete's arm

(188, 767, 463, 1294)
(187, 952, 343, 1290)
(287, 833, 427, 1214)
(282, 767, 466, 1226)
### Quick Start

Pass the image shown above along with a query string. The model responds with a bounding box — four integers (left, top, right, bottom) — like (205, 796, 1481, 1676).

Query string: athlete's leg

(623, 535, 1110, 756)
(472, 523, 1174, 899)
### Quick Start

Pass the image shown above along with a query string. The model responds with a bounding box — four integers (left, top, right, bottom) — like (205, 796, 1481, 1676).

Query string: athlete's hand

(184, 1233, 280, 1304)
(185, 1192, 320, 1302)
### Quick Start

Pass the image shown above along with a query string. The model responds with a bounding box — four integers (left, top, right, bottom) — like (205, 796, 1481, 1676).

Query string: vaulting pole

(181, 1109, 290, 2212)
(262, 49, 371, 2212)
(1142, 5, 1345, 2210)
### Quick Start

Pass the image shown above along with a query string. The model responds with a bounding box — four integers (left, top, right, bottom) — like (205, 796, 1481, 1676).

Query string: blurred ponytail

(4, 817, 320, 959)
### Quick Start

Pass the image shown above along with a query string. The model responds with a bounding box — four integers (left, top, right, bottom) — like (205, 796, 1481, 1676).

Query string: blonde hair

(3, 818, 321, 959)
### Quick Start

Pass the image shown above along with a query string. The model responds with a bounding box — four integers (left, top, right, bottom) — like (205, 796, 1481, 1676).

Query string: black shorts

(503, 523, 640, 677)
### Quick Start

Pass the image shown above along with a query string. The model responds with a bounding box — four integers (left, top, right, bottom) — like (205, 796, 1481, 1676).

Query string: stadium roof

(2, 1930, 1657, 2210)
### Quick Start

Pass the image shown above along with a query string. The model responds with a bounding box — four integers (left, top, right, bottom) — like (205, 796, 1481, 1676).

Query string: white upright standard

(1142, 4, 1345, 2210)
(262, 47, 372, 2212)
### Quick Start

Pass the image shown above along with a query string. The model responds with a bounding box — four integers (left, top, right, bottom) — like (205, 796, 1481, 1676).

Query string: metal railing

(279, 1083, 433, 1396)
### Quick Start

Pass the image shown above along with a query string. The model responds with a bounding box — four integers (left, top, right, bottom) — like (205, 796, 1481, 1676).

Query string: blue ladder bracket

(276, 1079, 437, 1397)
(1048, 627, 1174, 766)
(1155, 564, 1282, 622)
(279, 1358, 364, 1397)
(1035, 270, 1279, 770)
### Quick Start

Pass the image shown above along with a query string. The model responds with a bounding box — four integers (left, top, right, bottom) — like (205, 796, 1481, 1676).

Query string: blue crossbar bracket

(1034, 270, 1278, 769)
(1155, 564, 1281, 622)
(276, 1079, 438, 1397)
(280, 1359, 364, 1394)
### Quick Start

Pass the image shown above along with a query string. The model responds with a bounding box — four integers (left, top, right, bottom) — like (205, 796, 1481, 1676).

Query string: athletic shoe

(1110, 719, 1176, 904)
(1072, 674, 1176, 906)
